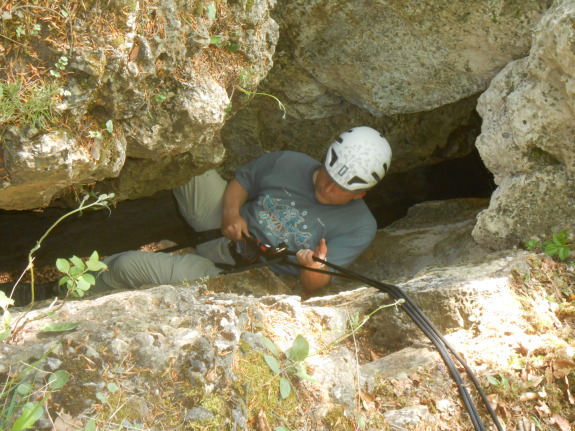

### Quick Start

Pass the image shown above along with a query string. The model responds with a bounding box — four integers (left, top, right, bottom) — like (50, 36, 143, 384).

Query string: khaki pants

(93, 170, 235, 292)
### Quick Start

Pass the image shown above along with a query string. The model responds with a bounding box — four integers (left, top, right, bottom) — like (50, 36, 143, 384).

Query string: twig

(347, 308, 362, 408)
(0, 33, 26, 46)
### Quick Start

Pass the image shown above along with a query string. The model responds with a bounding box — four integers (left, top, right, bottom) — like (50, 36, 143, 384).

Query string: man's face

(314, 167, 366, 205)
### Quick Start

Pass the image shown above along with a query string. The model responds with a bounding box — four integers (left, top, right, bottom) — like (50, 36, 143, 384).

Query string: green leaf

(48, 370, 69, 389)
(209, 35, 222, 47)
(279, 377, 291, 399)
(58, 276, 70, 287)
(56, 258, 70, 273)
(12, 402, 43, 431)
(96, 391, 107, 403)
(81, 273, 96, 286)
(207, 2, 217, 20)
(106, 120, 114, 134)
(107, 382, 119, 393)
(40, 322, 80, 332)
(87, 250, 100, 262)
(275, 428, 290, 431)
(487, 376, 499, 386)
(85, 419, 97, 431)
(226, 42, 240, 53)
(69, 265, 83, 277)
(295, 363, 318, 384)
(260, 335, 279, 356)
(553, 231, 568, 246)
(0, 328, 11, 342)
(264, 354, 280, 374)
(76, 277, 92, 291)
(70, 256, 86, 271)
(286, 335, 309, 362)
(16, 382, 33, 395)
(0, 290, 14, 309)
(558, 246, 570, 261)
(86, 257, 107, 272)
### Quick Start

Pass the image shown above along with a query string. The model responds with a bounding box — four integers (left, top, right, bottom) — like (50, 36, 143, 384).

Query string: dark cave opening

(0, 148, 495, 276)
(365, 148, 496, 228)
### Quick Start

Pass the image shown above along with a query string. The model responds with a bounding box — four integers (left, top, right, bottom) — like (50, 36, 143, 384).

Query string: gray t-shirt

(236, 151, 377, 275)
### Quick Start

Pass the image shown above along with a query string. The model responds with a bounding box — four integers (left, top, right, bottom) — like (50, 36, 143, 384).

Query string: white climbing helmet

(324, 126, 392, 192)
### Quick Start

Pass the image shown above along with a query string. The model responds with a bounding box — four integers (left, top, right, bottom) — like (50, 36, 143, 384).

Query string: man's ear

(352, 191, 366, 200)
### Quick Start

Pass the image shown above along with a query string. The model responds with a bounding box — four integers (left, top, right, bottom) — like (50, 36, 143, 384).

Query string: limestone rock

(360, 347, 438, 393)
(384, 406, 436, 430)
(0, 199, 550, 430)
(473, 1, 575, 249)
(349, 199, 493, 283)
(1, 126, 125, 209)
(276, 0, 547, 116)
(221, 93, 483, 177)
(0, 0, 278, 209)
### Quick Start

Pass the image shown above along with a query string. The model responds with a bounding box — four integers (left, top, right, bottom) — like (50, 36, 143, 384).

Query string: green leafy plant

(49, 55, 68, 78)
(235, 85, 287, 119)
(231, 68, 287, 119)
(4, 193, 114, 342)
(209, 35, 223, 47)
(260, 300, 404, 402)
(87, 119, 114, 140)
(487, 373, 509, 388)
(152, 90, 175, 103)
(525, 229, 573, 261)
(0, 352, 69, 431)
(206, 2, 217, 21)
(56, 251, 107, 298)
(262, 334, 316, 400)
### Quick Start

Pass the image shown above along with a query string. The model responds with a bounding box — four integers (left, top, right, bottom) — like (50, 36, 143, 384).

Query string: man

(94, 126, 392, 295)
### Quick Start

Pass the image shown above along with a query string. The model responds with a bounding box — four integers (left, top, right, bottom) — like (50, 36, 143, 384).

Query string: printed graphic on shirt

(257, 195, 313, 248)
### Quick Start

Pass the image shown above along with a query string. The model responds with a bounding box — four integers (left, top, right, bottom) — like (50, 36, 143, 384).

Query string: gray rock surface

(275, 0, 546, 116)
(473, 1, 575, 249)
(0, 0, 278, 209)
(0, 199, 561, 430)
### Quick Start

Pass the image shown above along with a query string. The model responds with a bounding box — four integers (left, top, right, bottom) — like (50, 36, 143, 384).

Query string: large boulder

(473, 0, 575, 249)
(0, 0, 279, 210)
(274, 0, 547, 116)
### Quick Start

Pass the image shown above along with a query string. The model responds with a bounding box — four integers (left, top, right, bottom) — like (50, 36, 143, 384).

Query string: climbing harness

(229, 237, 504, 431)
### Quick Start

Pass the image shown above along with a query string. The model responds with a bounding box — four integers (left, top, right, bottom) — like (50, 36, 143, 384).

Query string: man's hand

(221, 179, 250, 241)
(221, 213, 250, 241)
(297, 239, 331, 294)
(296, 238, 327, 269)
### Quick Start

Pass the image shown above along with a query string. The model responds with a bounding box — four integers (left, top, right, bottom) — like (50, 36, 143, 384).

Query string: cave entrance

(0, 148, 495, 278)
(365, 148, 496, 228)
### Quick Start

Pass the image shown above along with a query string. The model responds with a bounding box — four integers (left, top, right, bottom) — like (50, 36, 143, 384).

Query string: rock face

(0, 0, 279, 209)
(275, 0, 546, 116)
(3, 199, 565, 431)
(221, 93, 483, 177)
(473, 1, 575, 249)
